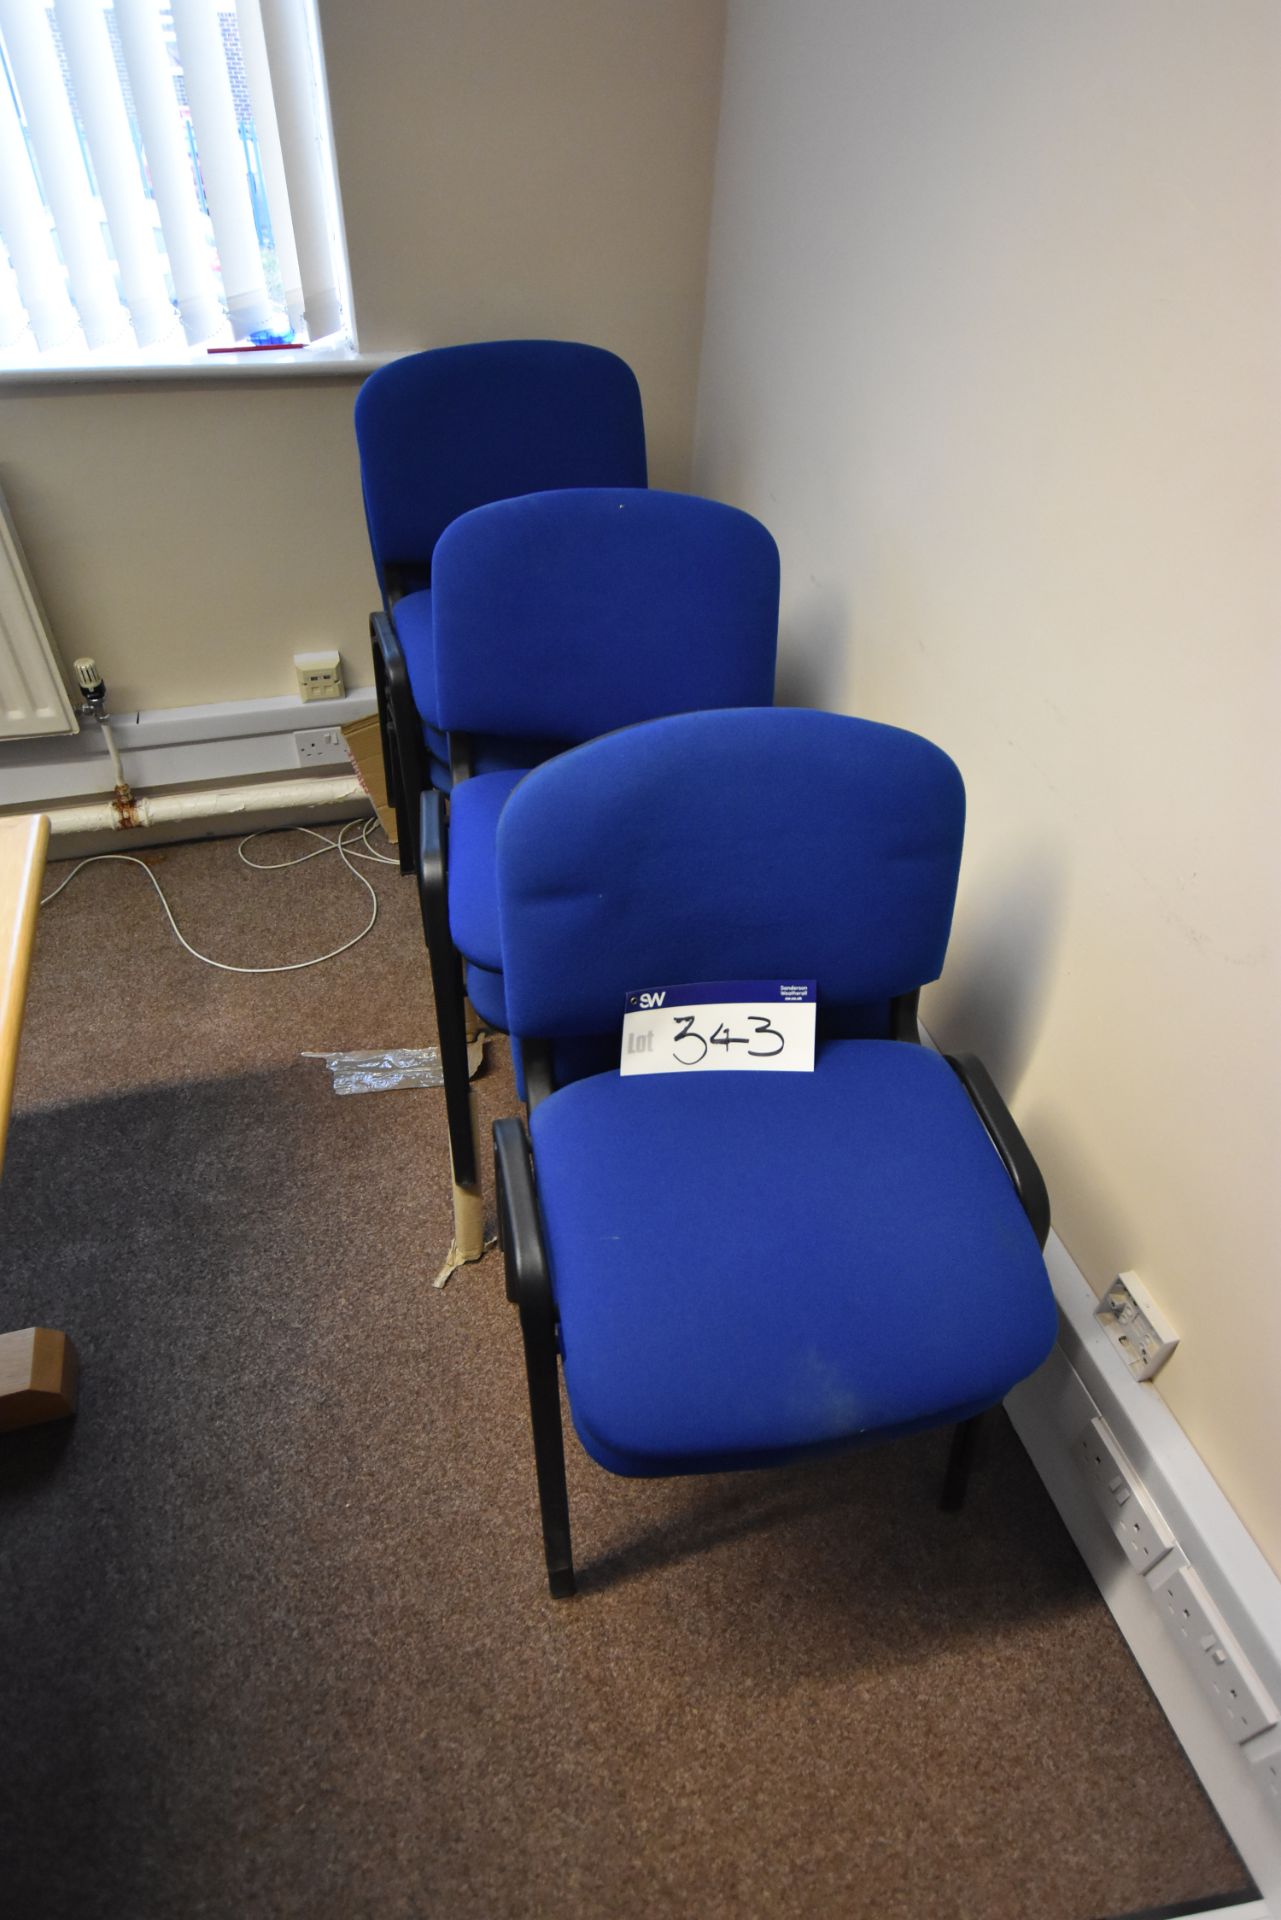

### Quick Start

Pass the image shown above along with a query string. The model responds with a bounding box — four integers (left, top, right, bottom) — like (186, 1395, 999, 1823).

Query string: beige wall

(694, 2, 1281, 1568)
(0, 0, 725, 717)
(320, 0, 725, 490)
(0, 379, 370, 714)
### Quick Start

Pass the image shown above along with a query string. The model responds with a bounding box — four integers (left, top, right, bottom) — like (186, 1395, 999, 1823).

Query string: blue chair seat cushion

(448, 770, 529, 970)
(392, 589, 439, 726)
(529, 1040, 1056, 1477)
(464, 959, 508, 1033)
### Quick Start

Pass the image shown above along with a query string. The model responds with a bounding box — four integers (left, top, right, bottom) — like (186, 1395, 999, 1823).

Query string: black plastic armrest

(417, 787, 449, 948)
(520, 1038, 556, 1115)
(371, 605, 406, 681)
(946, 1053, 1051, 1249)
(372, 607, 415, 737)
(494, 1116, 554, 1316)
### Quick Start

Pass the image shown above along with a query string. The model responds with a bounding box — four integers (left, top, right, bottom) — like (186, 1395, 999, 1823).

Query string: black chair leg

(392, 707, 431, 881)
(495, 1120, 575, 1599)
(428, 940, 482, 1196)
(371, 614, 414, 876)
(940, 1413, 983, 1512)
(522, 1317, 575, 1599)
(418, 793, 484, 1267)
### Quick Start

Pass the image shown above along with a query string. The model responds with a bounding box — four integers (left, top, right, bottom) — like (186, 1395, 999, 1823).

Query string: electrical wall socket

(1094, 1270, 1179, 1380)
(1245, 1725, 1281, 1812)
(1152, 1558, 1278, 1744)
(294, 727, 348, 767)
(1077, 1416, 1175, 1572)
(294, 649, 345, 702)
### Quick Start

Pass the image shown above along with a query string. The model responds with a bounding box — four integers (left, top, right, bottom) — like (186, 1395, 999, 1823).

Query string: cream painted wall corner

(693, 0, 1281, 1573)
(318, 0, 726, 490)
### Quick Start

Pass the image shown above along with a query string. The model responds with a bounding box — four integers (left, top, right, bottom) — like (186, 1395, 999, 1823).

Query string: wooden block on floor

(0, 1327, 79, 1432)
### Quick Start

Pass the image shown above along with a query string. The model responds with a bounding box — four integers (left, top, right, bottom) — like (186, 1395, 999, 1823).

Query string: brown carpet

(0, 827, 1252, 1920)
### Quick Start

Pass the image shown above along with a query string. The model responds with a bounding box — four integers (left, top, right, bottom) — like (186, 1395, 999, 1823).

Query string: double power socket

(1078, 1415, 1280, 1814)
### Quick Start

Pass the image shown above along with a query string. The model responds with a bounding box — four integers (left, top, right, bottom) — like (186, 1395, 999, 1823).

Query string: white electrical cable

(236, 816, 397, 875)
(39, 816, 399, 975)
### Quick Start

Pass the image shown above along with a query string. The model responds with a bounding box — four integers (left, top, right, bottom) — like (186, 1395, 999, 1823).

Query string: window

(0, 0, 351, 368)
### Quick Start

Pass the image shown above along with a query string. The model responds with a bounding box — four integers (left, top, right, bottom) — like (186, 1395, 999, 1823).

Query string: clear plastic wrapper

(303, 1038, 483, 1095)
(303, 1047, 445, 1095)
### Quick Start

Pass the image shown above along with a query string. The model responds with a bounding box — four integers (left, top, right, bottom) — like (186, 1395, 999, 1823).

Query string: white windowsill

(0, 343, 393, 388)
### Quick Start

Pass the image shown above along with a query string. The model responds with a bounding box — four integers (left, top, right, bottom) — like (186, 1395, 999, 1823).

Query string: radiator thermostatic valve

(74, 655, 108, 715)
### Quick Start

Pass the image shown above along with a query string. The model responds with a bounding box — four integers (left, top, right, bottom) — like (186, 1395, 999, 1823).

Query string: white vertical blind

(0, 0, 127, 346)
(0, 248, 30, 348)
(0, 51, 79, 348)
(168, 0, 270, 339)
(112, 0, 222, 345)
(54, 0, 175, 345)
(257, 0, 340, 342)
(0, 0, 349, 362)
(233, 0, 302, 335)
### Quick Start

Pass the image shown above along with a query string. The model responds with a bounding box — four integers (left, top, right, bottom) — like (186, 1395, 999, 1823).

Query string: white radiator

(0, 490, 78, 741)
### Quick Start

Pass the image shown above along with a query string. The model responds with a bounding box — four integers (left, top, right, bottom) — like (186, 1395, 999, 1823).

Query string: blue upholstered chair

(354, 340, 647, 868)
(491, 708, 1057, 1597)
(416, 489, 780, 1269)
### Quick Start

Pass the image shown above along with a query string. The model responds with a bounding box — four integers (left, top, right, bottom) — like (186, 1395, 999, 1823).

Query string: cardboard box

(341, 711, 397, 845)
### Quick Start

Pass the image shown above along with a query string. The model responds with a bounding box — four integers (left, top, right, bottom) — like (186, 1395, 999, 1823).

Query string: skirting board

(1, 687, 380, 807)
(1006, 1233, 1281, 1907)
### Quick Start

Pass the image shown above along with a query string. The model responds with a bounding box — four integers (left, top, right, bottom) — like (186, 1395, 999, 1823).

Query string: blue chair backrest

(496, 708, 966, 1044)
(430, 489, 780, 742)
(354, 341, 647, 593)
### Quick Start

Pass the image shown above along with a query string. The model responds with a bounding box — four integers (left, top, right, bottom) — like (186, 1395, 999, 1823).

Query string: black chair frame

(495, 1019, 1051, 1599)
(418, 788, 482, 1199)
(370, 583, 481, 1209)
(371, 606, 433, 878)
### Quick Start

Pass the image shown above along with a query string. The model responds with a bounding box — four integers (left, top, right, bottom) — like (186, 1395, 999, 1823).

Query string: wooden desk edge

(0, 812, 50, 1182)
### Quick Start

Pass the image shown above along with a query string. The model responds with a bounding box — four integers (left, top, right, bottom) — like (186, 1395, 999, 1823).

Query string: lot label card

(620, 980, 817, 1076)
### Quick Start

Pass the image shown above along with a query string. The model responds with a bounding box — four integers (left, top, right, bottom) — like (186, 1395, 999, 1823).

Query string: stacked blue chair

(354, 340, 648, 867)
(491, 708, 1057, 1596)
(417, 488, 780, 1271)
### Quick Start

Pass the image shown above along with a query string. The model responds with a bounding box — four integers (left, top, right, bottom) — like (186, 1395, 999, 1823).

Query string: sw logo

(636, 991, 666, 1010)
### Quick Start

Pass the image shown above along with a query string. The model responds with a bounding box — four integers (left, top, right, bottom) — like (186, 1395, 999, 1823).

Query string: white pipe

(48, 775, 366, 836)
(95, 714, 128, 789)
